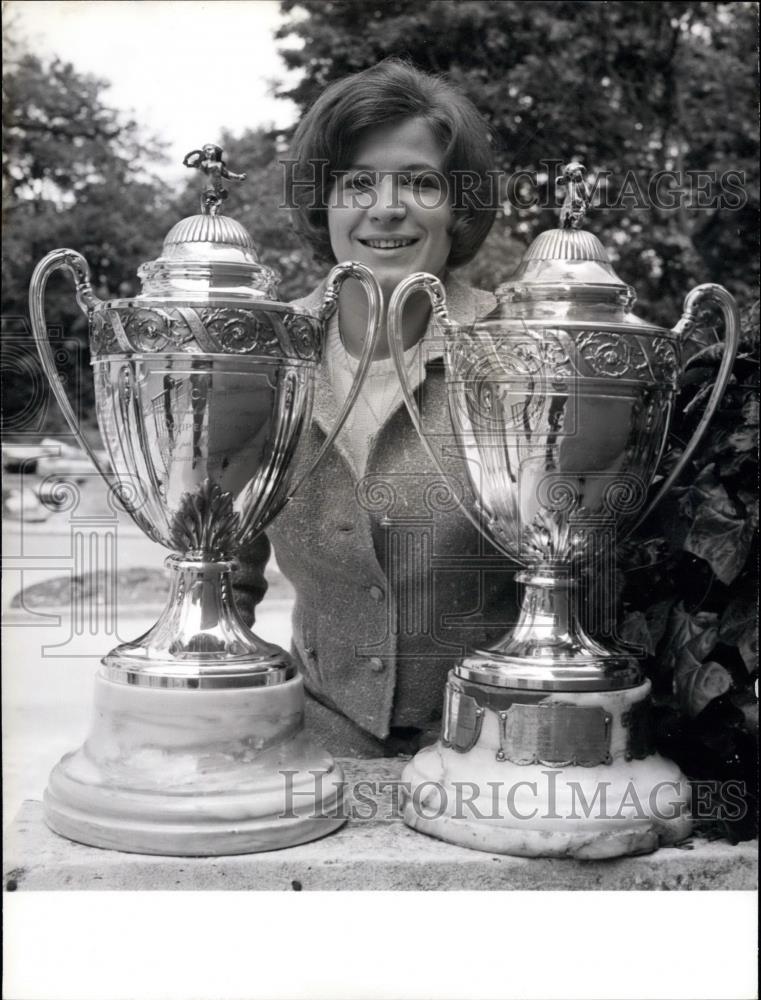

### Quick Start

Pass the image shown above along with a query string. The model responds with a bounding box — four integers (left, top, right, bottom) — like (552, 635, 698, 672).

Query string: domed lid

(137, 143, 278, 301)
(162, 213, 259, 257)
(493, 163, 636, 319)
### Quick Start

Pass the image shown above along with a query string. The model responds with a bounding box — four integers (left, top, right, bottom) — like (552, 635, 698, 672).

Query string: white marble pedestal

(402, 678, 693, 859)
(44, 673, 345, 855)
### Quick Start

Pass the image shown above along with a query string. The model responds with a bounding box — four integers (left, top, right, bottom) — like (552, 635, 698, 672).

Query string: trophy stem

(455, 568, 641, 692)
(102, 555, 295, 688)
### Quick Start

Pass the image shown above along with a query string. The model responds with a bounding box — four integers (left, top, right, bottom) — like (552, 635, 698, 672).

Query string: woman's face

(327, 118, 452, 296)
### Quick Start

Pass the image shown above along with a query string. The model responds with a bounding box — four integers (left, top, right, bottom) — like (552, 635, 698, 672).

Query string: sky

(9, 0, 302, 180)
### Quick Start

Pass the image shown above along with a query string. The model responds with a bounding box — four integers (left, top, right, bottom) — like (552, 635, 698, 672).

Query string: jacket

(234, 274, 519, 749)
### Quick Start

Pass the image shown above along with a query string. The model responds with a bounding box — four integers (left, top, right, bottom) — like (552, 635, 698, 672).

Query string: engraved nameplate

(497, 703, 612, 766)
(441, 683, 484, 753)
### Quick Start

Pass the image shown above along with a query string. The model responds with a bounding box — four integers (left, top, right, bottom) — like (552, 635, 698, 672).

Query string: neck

(337, 277, 438, 360)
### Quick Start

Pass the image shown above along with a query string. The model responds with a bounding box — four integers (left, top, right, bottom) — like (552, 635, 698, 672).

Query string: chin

(377, 261, 438, 290)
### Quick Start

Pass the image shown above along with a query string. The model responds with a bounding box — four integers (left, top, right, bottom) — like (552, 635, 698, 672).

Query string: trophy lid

(493, 163, 637, 318)
(137, 144, 278, 302)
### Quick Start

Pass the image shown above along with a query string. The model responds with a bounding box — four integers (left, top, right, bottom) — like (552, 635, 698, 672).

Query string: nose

(369, 173, 406, 222)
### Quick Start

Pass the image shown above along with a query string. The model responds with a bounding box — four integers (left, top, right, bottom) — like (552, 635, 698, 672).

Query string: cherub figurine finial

(182, 143, 246, 216)
(558, 162, 590, 230)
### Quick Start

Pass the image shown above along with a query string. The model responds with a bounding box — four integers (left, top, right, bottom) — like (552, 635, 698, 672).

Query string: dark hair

(286, 59, 496, 268)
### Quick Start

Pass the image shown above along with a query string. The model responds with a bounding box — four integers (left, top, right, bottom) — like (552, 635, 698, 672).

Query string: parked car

(2, 486, 50, 522)
(1, 442, 58, 474)
(36, 437, 107, 478)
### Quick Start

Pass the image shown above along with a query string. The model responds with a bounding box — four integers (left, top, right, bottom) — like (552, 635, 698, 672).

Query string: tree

(2, 49, 173, 435)
(277, 0, 759, 324)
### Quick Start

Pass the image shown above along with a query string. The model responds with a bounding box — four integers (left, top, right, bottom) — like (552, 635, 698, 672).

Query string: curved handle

(286, 260, 382, 497)
(387, 272, 488, 542)
(28, 249, 111, 481)
(630, 282, 740, 532)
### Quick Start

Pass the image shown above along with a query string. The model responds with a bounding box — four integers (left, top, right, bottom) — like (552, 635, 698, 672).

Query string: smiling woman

(235, 59, 515, 756)
(288, 61, 495, 262)
(327, 117, 454, 358)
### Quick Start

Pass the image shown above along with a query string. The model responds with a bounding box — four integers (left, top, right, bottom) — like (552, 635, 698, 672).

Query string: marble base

(44, 673, 345, 856)
(402, 679, 693, 859)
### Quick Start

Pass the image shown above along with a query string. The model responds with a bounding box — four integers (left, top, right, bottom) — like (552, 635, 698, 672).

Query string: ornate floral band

(446, 326, 681, 388)
(90, 304, 323, 361)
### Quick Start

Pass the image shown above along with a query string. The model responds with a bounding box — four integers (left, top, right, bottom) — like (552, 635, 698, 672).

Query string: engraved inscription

(497, 702, 612, 767)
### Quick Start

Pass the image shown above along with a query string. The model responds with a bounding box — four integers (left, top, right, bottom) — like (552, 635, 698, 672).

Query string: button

(304, 646, 316, 659)
(368, 657, 385, 674)
(369, 586, 384, 603)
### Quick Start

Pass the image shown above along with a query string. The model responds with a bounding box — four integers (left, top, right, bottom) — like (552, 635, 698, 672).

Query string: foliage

(2, 49, 173, 434)
(1, 46, 316, 439)
(612, 298, 759, 840)
(278, 0, 759, 323)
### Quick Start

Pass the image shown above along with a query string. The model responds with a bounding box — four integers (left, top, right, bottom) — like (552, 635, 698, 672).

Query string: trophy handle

(630, 282, 740, 532)
(387, 272, 488, 541)
(28, 249, 111, 481)
(285, 260, 382, 497)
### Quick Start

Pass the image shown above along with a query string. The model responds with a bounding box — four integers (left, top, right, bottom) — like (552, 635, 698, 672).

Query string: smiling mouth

(358, 238, 419, 249)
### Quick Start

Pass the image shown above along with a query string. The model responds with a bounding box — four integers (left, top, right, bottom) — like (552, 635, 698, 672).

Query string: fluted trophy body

(387, 164, 739, 858)
(446, 324, 676, 562)
(29, 150, 381, 854)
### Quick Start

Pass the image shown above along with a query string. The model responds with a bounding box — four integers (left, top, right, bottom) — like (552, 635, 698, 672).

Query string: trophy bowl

(387, 164, 739, 858)
(29, 152, 381, 855)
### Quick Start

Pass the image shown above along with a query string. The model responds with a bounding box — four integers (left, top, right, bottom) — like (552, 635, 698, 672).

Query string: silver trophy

(29, 146, 381, 855)
(388, 164, 739, 858)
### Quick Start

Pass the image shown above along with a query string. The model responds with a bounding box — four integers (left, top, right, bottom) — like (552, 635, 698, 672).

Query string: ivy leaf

(660, 603, 718, 674)
(678, 660, 733, 718)
(720, 597, 759, 672)
(741, 395, 759, 426)
(718, 448, 756, 478)
(730, 690, 759, 736)
(678, 465, 733, 520)
(683, 502, 754, 585)
(620, 611, 654, 656)
(737, 490, 759, 532)
(726, 426, 758, 456)
(646, 599, 675, 649)
(673, 620, 730, 717)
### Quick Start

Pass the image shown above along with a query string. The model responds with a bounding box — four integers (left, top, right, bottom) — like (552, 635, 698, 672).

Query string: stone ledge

(4, 759, 757, 891)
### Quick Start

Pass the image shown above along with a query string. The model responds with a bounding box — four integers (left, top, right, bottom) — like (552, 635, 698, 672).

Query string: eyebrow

(347, 162, 442, 172)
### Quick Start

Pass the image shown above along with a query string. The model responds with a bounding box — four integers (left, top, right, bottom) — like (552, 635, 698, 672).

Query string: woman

(236, 59, 518, 755)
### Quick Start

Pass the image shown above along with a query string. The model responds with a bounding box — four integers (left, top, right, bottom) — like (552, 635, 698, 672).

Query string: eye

(345, 170, 377, 191)
(408, 171, 443, 191)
